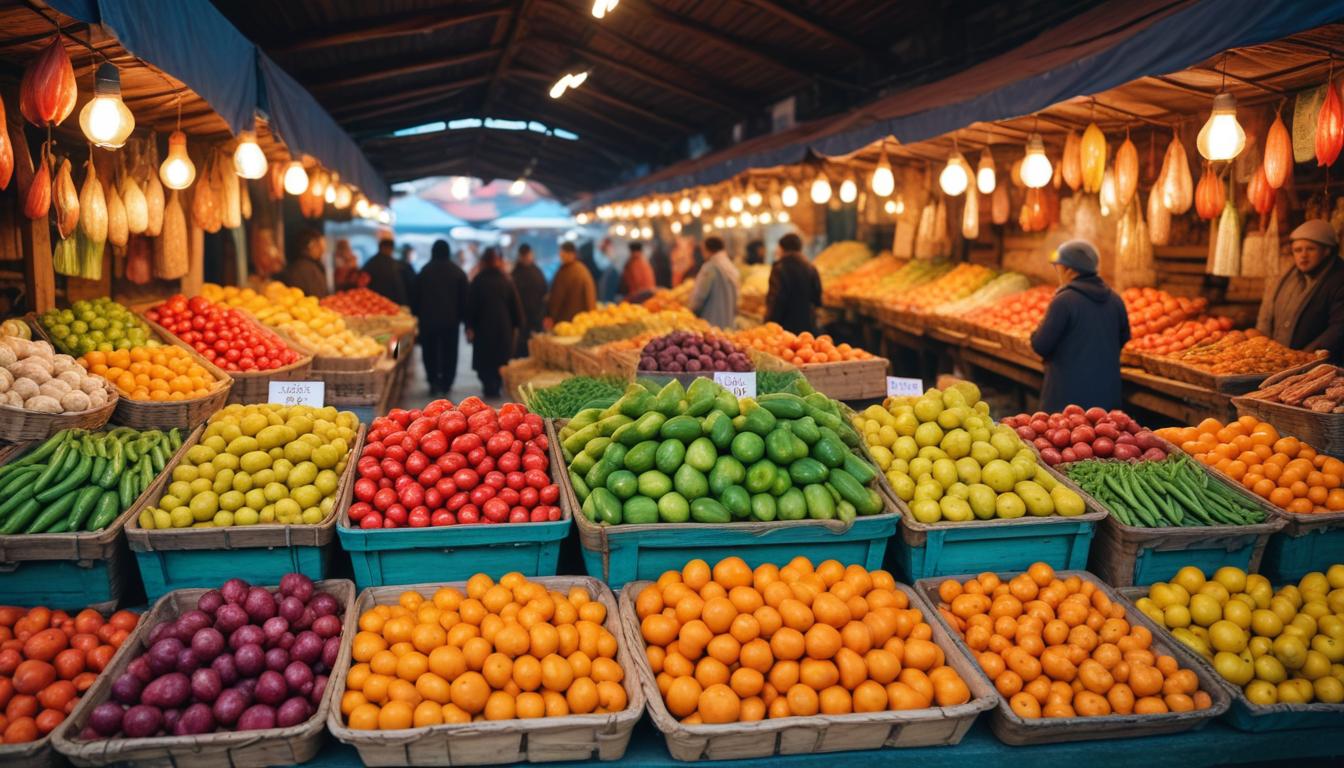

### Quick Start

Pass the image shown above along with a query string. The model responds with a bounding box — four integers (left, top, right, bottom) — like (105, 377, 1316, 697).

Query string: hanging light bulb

(335, 184, 353, 209)
(591, 0, 618, 20)
(159, 131, 197, 190)
(1020, 133, 1053, 189)
(895, 195, 906, 215)
(677, 196, 691, 214)
(549, 71, 588, 99)
(729, 190, 744, 212)
(870, 150, 895, 197)
(670, 220, 682, 234)
(884, 199, 896, 215)
(703, 222, 713, 232)
(713, 215, 725, 228)
(690, 202, 702, 217)
(976, 150, 996, 195)
(810, 171, 832, 204)
(741, 211, 756, 227)
(325, 183, 337, 204)
(231, 131, 267, 179)
(660, 199, 672, 217)
(838, 173, 858, 203)
(450, 176, 471, 200)
(310, 172, 328, 198)
(641, 225, 653, 239)
(777, 210, 790, 223)
(939, 151, 969, 196)
(1196, 91, 1246, 161)
(509, 177, 527, 196)
(576, 212, 590, 224)
(746, 184, 762, 208)
(614, 223, 627, 236)
(699, 191, 713, 209)
(760, 211, 774, 224)
(79, 62, 135, 148)
(725, 215, 738, 228)
(283, 161, 310, 195)
(781, 182, 798, 208)
(632, 201, 645, 218)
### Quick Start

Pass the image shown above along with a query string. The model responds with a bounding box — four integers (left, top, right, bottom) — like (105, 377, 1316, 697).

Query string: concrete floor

(393, 328, 512, 411)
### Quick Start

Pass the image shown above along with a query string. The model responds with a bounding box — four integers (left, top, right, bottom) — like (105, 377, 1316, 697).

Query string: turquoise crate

(338, 518, 569, 589)
(0, 550, 129, 613)
(1087, 506, 1285, 587)
(1260, 513, 1344, 582)
(133, 544, 331, 604)
(889, 513, 1101, 581)
(575, 510, 899, 588)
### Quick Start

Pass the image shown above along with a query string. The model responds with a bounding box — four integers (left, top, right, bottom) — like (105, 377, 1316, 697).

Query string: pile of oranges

(732, 324, 872, 366)
(0, 605, 139, 743)
(635, 556, 971, 725)
(80, 347, 217, 401)
(1156, 417, 1344, 515)
(340, 573, 628, 731)
(932, 563, 1213, 719)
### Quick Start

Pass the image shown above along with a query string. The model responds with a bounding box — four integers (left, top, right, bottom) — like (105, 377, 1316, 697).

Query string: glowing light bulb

(159, 131, 196, 190)
(810, 173, 832, 204)
(895, 196, 905, 215)
(884, 199, 896, 215)
(549, 71, 588, 99)
(450, 176, 470, 200)
(870, 152, 894, 197)
(760, 211, 774, 224)
(591, 0, 618, 19)
(838, 175, 857, 203)
(726, 215, 737, 228)
(509, 177, 527, 196)
(699, 192, 714, 209)
(746, 186, 762, 208)
(976, 150, 996, 194)
(354, 198, 370, 217)
(939, 152, 969, 196)
(781, 183, 798, 207)
(712, 216, 724, 228)
(1020, 133, 1053, 189)
(614, 223, 627, 236)
(335, 184, 353, 209)
(641, 225, 652, 239)
(1099, 169, 1117, 215)
(777, 210, 790, 223)
(690, 202, 702, 216)
(1196, 92, 1246, 161)
(231, 131, 267, 179)
(283, 161, 309, 195)
(79, 63, 134, 148)
(632, 201, 645, 218)
(325, 184, 337, 204)
(576, 212, 590, 224)
(741, 211, 756, 227)
(660, 199, 672, 216)
(670, 220, 682, 234)
(677, 197, 691, 214)
(729, 194, 743, 212)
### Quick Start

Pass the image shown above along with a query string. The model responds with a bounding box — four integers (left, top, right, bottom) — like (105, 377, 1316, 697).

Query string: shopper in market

(414, 240, 469, 394)
(465, 247, 525, 398)
(1256, 218, 1344, 363)
(1031, 239, 1130, 411)
(689, 235, 740, 328)
(545, 240, 596, 328)
(619, 242, 656, 300)
(765, 233, 822, 334)
(276, 229, 330, 297)
(745, 239, 766, 265)
(332, 238, 367, 291)
(362, 237, 410, 306)
(512, 243, 548, 357)
(651, 244, 673, 288)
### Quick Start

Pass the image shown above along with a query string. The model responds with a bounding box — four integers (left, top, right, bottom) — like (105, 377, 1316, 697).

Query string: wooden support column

(183, 223, 204, 296)
(20, 210, 55, 312)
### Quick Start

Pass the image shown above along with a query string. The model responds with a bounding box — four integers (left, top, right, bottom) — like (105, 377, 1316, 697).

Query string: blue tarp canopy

(491, 199, 576, 230)
(45, 0, 388, 205)
(593, 0, 1344, 205)
(391, 196, 468, 234)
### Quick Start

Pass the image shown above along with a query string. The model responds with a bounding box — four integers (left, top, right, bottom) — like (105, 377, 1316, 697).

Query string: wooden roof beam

(735, 0, 871, 58)
(273, 6, 512, 54)
(331, 75, 493, 116)
(532, 38, 740, 114)
(311, 48, 502, 91)
(509, 69, 693, 132)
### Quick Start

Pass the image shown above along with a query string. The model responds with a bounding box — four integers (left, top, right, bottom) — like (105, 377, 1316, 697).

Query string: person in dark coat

(512, 244, 548, 358)
(398, 244, 419, 313)
(1031, 240, 1130, 412)
(414, 240, 468, 394)
(277, 230, 330, 297)
(1256, 219, 1344, 363)
(744, 239, 766, 265)
(650, 246, 673, 288)
(362, 237, 409, 306)
(765, 233, 822, 334)
(465, 247, 525, 398)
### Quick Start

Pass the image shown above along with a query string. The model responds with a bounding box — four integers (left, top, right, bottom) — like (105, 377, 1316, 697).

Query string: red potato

(1008, 406, 1165, 466)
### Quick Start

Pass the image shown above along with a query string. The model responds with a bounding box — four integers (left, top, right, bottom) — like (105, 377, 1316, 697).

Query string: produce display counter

(296, 717, 1344, 768)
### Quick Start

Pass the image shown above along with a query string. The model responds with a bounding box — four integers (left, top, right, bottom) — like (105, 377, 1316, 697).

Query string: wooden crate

(619, 580, 995, 760)
(327, 576, 642, 765)
(799, 357, 890, 401)
(52, 579, 356, 768)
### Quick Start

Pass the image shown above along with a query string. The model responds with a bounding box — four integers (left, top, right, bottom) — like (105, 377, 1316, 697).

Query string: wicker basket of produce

(1233, 363, 1344, 457)
(0, 328, 120, 442)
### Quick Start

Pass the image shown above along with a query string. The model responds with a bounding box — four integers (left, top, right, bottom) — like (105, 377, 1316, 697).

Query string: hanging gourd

(1114, 135, 1138, 211)
(78, 156, 107, 244)
(142, 139, 164, 237)
(1211, 198, 1241, 276)
(1247, 162, 1276, 217)
(1160, 131, 1193, 214)
(1147, 187, 1170, 246)
(23, 142, 50, 220)
(19, 37, 76, 128)
(1194, 163, 1225, 220)
(990, 181, 1009, 225)
(1081, 122, 1106, 193)
(120, 154, 148, 234)
(1062, 130, 1082, 191)
(0, 98, 12, 191)
(106, 175, 127, 249)
(962, 188, 979, 240)
(1264, 109, 1292, 188)
(53, 155, 79, 239)
(1317, 77, 1344, 166)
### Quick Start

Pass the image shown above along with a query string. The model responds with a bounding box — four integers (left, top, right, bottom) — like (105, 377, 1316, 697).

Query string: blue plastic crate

(1087, 510, 1285, 587)
(575, 511, 899, 588)
(0, 547, 131, 613)
(1260, 514, 1344, 582)
(889, 513, 1102, 581)
(338, 518, 569, 589)
(132, 544, 331, 604)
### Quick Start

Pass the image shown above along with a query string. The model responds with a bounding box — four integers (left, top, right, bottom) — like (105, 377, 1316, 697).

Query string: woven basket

(620, 580, 995, 760)
(320, 358, 396, 401)
(1233, 366, 1344, 457)
(0, 390, 119, 443)
(52, 579, 356, 768)
(328, 577, 642, 765)
(916, 570, 1230, 745)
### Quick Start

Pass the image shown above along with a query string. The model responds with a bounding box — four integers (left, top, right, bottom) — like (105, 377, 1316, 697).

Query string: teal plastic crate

(338, 518, 569, 589)
(132, 544, 332, 604)
(0, 548, 130, 613)
(1087, 504, 1285, 587)
(889, 512, 1102, 581)
(1260, 512, 1344, 582)
(575, 510, 899, 588)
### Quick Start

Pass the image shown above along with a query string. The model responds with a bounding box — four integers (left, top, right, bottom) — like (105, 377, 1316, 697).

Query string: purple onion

(263, 616, 289, 645)
(278, 597, 304, 625)
(312, 614, 342, 639)
(175, 647, 201, 674)
(175, 610, 212, 642)
(191, 668, 223, 703)
(191, 627, 225, 662)
(142, 672, 191, 709)
(229, 624, 265, 650)
(244, 587, 277, 622)
(310, 674, 328, 706)
(126, 656, 153, 684)
(321, 636, 341, 669)
(174, 703, 215, 736)
(254, 670, 287, 706)
(283, 661, 314, 695)
(290, 631, 323, 666)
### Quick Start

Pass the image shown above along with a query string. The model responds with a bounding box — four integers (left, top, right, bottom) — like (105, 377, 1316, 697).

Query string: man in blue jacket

(1030, 240, 1130, 411)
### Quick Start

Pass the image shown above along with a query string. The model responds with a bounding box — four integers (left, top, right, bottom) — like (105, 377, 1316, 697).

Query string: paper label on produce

(886, 376, 923, 397)
(714, 371, 756, 399)
(269, 381, 325, 407)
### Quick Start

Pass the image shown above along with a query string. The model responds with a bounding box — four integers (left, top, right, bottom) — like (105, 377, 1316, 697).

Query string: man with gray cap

(1030, 240, 1130, 411)
(1256, 218, 1344, 363)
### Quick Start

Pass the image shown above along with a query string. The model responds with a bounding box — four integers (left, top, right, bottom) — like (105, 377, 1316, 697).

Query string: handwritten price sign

(886, 376, 923, 397)
(713, 371, 757, 399)
(268, 381, 325, 407)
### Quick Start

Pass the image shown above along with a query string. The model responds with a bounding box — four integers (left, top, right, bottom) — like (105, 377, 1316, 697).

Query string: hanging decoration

(1114, 134, 1138, 210)
(1194, 163, 1225, 220)
(53, 155, 79, 239)
(990, 181, 1009, 225)
(0, 98, 12, 191)
(1080, 122, 1106, 193)
(78, 154, 107, 244)
(1210, 197, 1242, 276)
(1316, 76, 1343, 167)
(1160, 130, 1193, 214)
(106, 171, 127, 249)
(962, 182, 979, 240)
(156, 189, 188, 279)
(20, 36, 76, 128)
(143, 138, 164, 236)
(79, 63, 134, 148)
(1062, 129, 1082, 191)
(23, 142, 50, 220)
(1247, 162, 1277, 218)
(1147, 187, 1170, 246)
(976, 150, 996, 194)
(1264, 109, 1292, 188)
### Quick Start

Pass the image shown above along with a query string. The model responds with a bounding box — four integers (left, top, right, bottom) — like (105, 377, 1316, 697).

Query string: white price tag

(886, 376, 923, 397)
(713, 371, 757, 399)
(268, 381, 325, 407)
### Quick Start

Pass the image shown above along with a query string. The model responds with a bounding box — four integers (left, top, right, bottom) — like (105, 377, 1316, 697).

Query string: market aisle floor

(393, 328, 511, 411)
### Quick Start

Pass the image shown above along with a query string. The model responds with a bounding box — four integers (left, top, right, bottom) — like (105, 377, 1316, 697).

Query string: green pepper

(69, 485, 104, 530)
(87, 490, 120, 531)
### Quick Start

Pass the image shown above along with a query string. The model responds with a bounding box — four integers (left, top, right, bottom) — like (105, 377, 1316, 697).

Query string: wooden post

(20, 212, 55, 312)
(183, 223, 204, 296)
